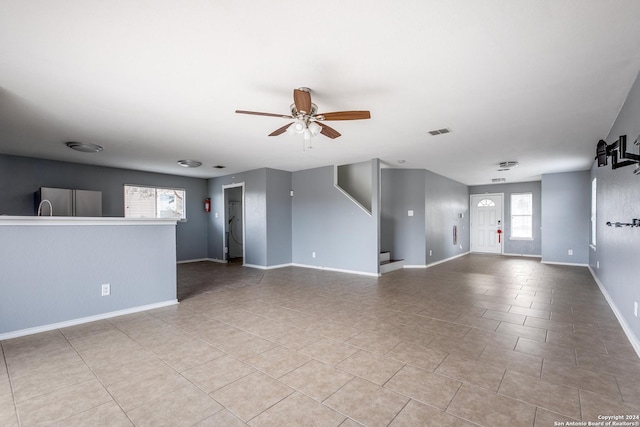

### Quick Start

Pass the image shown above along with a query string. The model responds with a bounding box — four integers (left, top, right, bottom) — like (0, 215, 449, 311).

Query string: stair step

(380, 258, 404, 274)
(379, 251, 391, 263)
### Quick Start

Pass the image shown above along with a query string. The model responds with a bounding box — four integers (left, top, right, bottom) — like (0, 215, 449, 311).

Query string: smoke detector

(497, 161, 519, 171)
(428, 128, 451, 136)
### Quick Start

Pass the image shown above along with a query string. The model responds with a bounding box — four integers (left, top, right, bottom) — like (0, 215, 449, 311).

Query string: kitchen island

(0, 216, 178, 339)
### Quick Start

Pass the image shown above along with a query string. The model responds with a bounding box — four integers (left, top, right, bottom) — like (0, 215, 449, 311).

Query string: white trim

(425, 252, 470, 268)
(177, 258, 213, 264)
(0, 216, 178, 226)
(403, 265, 428, 269)
(177, 258, 228, 264)
(503, 253, 542, 258)
(541, 261, 589, 267)
(291, 263, 380, 277)
(243, 263, 293, 270)
(588, 266, 640, 359)
(0, 300, 178, 341)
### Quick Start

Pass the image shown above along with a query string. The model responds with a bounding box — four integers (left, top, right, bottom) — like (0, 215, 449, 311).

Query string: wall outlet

(408, 210, 414, 217)
(101, 283, 110, 296)
(429, 250, 432, 256)
(312, 251, 316, 258)
(597, 261, 600, 269)
(568, 249, 573, 256)
(634, 301, 638, 317)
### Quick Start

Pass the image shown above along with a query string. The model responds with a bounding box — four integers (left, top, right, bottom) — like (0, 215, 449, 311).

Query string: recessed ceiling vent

(213, 165, 226, 169)
(177, 160, 202, 168)
(492, 178, 506, 183)
(66, 141, 103, 153)
(497, 161, 519, 171)
(428, 128, 451, 136)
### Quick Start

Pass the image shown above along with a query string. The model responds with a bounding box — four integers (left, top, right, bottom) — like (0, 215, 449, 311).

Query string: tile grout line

(0, 341, 22, 427)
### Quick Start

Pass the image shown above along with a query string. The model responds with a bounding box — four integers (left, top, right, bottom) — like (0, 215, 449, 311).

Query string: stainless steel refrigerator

(36, 187, 102, 216)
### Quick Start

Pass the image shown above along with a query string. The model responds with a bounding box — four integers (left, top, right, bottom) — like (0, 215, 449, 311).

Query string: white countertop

(0, 216, 179, 226)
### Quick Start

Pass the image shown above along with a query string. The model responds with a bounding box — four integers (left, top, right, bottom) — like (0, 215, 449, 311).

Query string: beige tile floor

(1, 254, 640, 426)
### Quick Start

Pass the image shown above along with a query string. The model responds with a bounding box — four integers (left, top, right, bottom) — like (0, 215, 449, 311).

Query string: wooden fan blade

(268, 123, 293, 137)
(293, 89, 312, 115)
(236, 110, 293, 119)
(317, 122, 341, 139)
(317, 111, 371, 121)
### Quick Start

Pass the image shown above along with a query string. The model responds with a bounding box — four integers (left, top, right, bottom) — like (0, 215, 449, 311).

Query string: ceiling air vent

(428, 128, 451, 136)
(492, 178, 506, 183)
(497, 161, 519, 171)
(213, 165, 226, 169)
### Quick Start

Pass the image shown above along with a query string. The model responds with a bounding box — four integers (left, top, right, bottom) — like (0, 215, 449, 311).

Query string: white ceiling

(2, 1, 640, 185)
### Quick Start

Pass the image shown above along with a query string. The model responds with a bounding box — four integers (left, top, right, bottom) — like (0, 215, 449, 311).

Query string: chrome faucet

(37, 199, 53, 216)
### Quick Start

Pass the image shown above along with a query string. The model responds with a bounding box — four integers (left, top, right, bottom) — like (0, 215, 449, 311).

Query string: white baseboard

(0, 300, 179, 341)
(588, 266, 640, 359)
(178, 258, 228, 264)
(541, 260, 589, 267)
(426, 251, 470, 268)
(404, 265, 428, 269)
(291, 263, 380, 277)
(503, 253, 542, 258)
(243, 263, 293, 270)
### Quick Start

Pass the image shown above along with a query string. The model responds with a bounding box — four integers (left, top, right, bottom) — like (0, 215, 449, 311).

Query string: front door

(470, 193, 503, 254)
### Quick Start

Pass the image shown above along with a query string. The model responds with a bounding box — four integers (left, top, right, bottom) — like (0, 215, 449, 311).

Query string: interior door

(470, 194, 503, 254)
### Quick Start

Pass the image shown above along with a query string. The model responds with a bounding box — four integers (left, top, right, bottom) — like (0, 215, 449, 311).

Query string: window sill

(509, 237, 533, 241)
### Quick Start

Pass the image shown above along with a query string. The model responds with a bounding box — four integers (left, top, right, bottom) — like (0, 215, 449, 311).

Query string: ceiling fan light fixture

(288, 121, 305, 135)
(308, 121, 322, 136)
(303, 128, 312, 141)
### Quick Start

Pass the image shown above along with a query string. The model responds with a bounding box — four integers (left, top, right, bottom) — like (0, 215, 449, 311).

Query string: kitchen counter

(0, 216, 178, 339)
(0, 216, 178, 226)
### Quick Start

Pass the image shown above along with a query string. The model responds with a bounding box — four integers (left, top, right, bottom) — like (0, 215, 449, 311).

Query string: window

(124, 185, 186, 220)
(477, 199, 496, 207)
(591, 178, 597, 246)
(511, 193, 532, 239)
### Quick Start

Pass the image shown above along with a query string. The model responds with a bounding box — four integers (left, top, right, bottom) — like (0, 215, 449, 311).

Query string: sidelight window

(510, 193, 532, 239)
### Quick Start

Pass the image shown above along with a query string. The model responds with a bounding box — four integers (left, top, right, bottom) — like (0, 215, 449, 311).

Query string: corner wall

(541, 171, 590, 265)
(292, 161, 380, 275)
(425, 170, 470, 264)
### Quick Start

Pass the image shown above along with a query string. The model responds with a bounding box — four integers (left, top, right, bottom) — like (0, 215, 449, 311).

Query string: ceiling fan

(235, 87, 371, 141)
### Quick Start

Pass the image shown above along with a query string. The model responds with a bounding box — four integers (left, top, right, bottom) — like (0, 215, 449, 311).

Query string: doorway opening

(222, 183, 245, 264)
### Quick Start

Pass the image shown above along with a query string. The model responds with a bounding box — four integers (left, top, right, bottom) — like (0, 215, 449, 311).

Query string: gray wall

(336, 161, 373, 213)
(266, 168, 293, 266)
(0, 222, 176, 335)
(541, 171, 590, 264)
(591, 68, 640, 343)
(381, 169, 427, 265)
(0, 154, 208, 261)
(381, 168, 469, 266)
(292, 161, 380, 274)
(208, 168, 293, 267)
(425, 170, 470, 264)
(469, 181, 542, 256)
